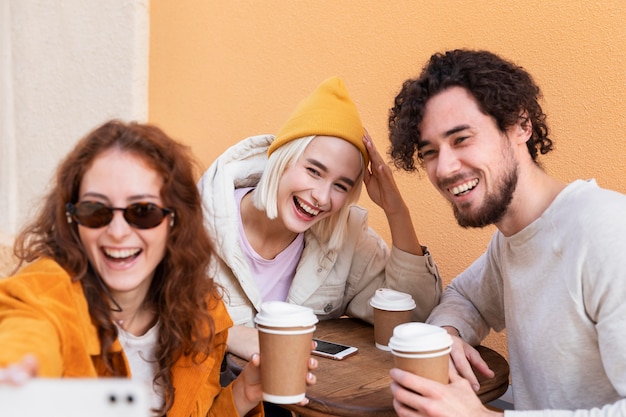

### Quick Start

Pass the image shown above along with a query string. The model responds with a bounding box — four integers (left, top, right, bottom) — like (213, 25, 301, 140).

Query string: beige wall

(148, 0, 626, 356)
(1, 2, 149, 237)
(1, 2, 149, 277)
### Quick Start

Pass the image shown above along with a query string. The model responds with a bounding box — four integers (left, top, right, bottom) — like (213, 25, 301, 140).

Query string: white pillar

(0, 0, 17, 239)
(0, 0, 149, 239)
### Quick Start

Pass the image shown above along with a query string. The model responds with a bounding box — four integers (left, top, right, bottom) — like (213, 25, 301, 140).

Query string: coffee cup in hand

(254, 301, 318, 404)
(388, 322, 453, 384)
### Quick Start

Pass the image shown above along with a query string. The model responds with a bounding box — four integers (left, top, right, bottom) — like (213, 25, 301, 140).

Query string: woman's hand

(231, 353, 263, 415)
(231, 346, 318, 415)
(389, 368, 501, 417)
(362, 131, 423, 256)
(227, 325, 260, 360)
(0, 354, 39, 385)
(362, 131, 406, 216)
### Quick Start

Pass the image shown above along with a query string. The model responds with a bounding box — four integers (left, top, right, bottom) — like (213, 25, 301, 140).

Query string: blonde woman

(199, 77, 442, 364)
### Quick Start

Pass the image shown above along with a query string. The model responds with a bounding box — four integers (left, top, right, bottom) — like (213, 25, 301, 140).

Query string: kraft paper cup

(254, 301, 318, 404)
(369, 288, 416, 351)
(388, 322, 453, 384)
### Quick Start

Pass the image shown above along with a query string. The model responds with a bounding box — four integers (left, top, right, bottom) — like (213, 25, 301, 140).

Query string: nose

(106, 210, 132, 239)
(435, 145, 461, 179)
(312, 182, 332, 208)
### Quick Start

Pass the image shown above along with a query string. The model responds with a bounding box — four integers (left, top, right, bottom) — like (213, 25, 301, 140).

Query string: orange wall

(148, 0, 626, 356)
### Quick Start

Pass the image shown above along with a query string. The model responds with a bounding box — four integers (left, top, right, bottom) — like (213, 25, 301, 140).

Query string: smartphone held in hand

(0, 378, 150, 417)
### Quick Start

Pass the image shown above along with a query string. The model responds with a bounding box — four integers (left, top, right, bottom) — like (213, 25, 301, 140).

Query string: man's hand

(389, 367, 502, 417)
(443, 326, 494, 392)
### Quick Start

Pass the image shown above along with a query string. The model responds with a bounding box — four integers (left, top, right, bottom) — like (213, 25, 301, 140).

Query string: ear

(512, 110, 533, 145)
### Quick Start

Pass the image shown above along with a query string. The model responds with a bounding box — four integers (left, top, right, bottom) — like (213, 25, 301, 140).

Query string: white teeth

(295, 197, 320, 216)
(104, 248, 140, 259)
(451, 179, 479, 196)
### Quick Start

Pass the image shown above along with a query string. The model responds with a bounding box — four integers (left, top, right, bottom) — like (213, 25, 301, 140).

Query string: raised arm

(362, 131, 423, 256)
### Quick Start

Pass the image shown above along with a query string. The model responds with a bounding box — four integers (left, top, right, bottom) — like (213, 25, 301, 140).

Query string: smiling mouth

(103, 248, 141, 262)
(450, 179, 479, 196)
(293, 196, 321, 217)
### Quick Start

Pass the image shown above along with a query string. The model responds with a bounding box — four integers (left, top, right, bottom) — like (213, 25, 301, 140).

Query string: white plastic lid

(254, 301, 319, 328)
(369, 288, 416, 311)
(388, 322, 453, 352)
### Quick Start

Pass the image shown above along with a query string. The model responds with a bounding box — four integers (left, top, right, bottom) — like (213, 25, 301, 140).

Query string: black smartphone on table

(312, 338, 358, 360)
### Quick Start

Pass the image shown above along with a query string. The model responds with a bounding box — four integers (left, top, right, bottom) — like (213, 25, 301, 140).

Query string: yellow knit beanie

(268, 76, 368, 166)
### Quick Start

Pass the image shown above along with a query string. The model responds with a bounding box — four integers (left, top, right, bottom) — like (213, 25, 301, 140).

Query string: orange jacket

(0, 258, 262, 417)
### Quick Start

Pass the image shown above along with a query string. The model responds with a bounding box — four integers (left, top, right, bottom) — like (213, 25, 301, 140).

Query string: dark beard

(453, 164, 518, 228)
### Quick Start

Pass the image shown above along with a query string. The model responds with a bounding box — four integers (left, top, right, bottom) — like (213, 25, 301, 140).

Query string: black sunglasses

(66, 201, 173, 229)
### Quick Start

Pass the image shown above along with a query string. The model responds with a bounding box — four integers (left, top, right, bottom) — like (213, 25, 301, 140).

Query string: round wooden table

(232, 317, 509, 417)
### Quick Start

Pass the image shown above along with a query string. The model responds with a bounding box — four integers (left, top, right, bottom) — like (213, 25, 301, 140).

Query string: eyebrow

(306, 158, 356, 187)
(81, 192, 160, 202)
(418, 124, 472, 148)
(444, 124, 471, 137)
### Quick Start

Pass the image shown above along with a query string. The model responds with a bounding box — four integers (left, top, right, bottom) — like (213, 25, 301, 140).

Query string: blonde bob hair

(252, 135, 364, 252)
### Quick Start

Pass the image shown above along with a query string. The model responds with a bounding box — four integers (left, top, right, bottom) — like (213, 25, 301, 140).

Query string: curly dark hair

(388, 49, 553, 172)
(14, 120, 219, 416)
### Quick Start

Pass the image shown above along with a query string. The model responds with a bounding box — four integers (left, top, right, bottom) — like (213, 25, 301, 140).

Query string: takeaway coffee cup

(388, 322, 453, 384)
(369, 288, 416, 350)
(254, 301, 318, 404)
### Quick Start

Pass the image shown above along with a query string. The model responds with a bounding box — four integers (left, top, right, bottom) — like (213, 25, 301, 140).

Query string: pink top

(235, 187, 304, 302)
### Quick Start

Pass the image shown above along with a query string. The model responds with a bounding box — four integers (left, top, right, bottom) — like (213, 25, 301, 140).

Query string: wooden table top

(233, 317, 510, 417)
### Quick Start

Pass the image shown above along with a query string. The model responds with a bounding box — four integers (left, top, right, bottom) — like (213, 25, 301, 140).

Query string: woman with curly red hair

(0, 120, 280, 416)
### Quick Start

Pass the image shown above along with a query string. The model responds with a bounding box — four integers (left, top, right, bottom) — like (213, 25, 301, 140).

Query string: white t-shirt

(116, 322, 162, 415)
(428, 180, 626, 415)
